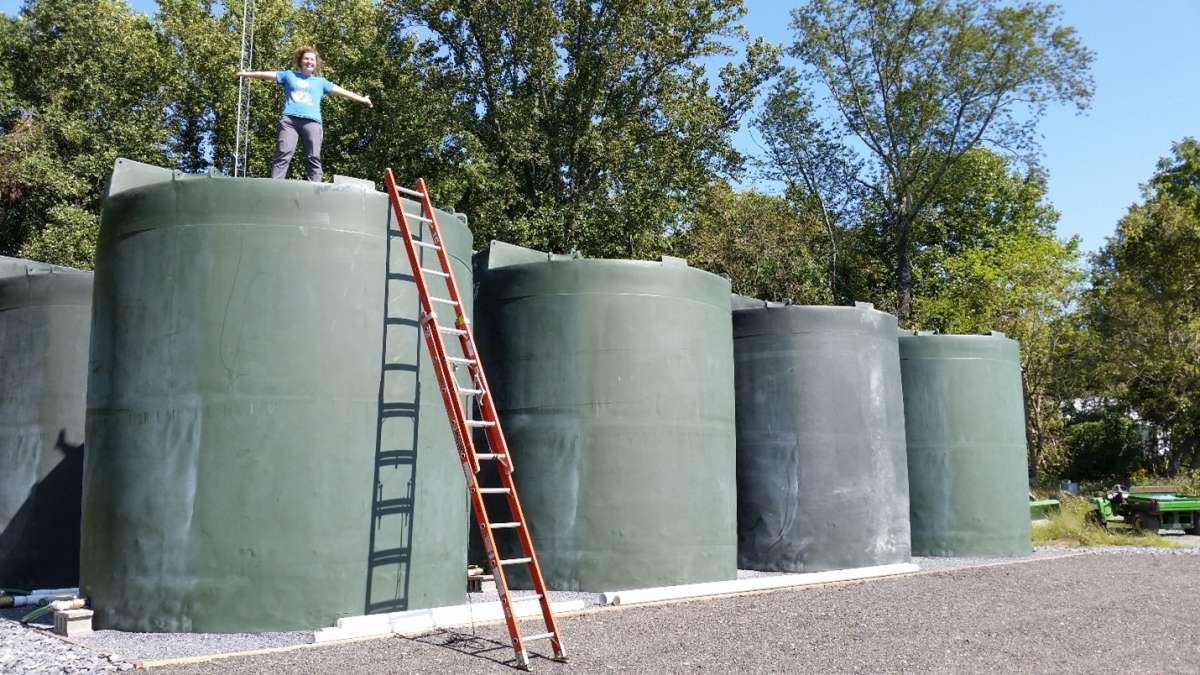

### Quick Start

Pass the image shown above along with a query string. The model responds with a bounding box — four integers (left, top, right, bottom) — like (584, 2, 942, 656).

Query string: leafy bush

(1060, 405, 1144, 481)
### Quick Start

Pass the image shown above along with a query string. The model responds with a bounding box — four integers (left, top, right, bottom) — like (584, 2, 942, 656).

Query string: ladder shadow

(363, 207, 424, 615)
(408, 629, 560, 670)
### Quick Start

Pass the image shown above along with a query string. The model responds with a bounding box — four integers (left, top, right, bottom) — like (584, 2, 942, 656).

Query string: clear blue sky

(3, 0, 1195, 254)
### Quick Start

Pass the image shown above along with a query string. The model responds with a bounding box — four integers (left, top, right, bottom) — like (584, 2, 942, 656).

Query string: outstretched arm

(235, 70, 278, 81)
(330, 85, 373, 108)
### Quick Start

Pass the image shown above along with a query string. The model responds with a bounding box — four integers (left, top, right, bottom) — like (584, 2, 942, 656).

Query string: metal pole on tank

(233, 0, 255, 177)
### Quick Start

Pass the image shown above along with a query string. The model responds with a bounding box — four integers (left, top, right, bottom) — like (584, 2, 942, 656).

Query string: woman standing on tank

(235, 46, 372, 182)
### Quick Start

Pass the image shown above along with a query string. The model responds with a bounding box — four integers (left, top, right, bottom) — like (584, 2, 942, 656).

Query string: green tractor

(1088, 484, 1200, 535)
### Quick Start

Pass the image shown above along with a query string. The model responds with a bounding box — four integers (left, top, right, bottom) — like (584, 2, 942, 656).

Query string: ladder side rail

(498, 467, 566, 656)
(409, 178, 536, 662)
(467, 481, 532, 662)
(413, 178, 468, 314)
(412, 183, 565, 663)
(413, 178, 565, 662)
(410, 178, 499, 476)
(389, 171, 566, 669)
(412, 179, 519, 475)
(383, 169, 480, 475)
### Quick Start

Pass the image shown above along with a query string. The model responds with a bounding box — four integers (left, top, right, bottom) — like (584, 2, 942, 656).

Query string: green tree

(393, 0, 778, 257)
(1086, 138, 1200, 475)
(157, 0, 469, 196)
(1058, 404, 1145, 483)
(762, 0, 1093, 321)
(0, 0, 176, 267)
(675, 182, 833, 304)
(755, 69, 863, 302)
(905, 148, 1083, 478)
(293, 0, 476, 198)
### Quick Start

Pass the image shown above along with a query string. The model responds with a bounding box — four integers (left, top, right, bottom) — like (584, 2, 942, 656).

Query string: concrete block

(54, 609, 94, 637)
(467, 576, 496, 593)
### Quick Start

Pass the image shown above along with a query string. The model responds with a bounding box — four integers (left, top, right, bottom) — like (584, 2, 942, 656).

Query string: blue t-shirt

(277, 71, 334, 124)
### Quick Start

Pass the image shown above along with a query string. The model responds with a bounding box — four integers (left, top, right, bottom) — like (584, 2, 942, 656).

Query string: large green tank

(0, 256, 36, 279)
(734, 301, 911, 572)
(474, 242, 737, 591)
(0, 262, 92, 589)
(81, 159, 471, 633)
(899, 332, 1032, 557)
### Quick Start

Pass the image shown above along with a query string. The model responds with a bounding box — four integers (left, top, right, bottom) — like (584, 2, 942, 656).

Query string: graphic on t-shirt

(290, 78, 313, 106)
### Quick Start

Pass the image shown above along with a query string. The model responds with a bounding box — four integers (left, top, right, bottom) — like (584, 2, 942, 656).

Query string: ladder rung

(430, 296, 457, 305)
(412, 239, 440, 250)
(466, 420, 496, 428)
(404, 213, 433, 224)
(476, 453, 506, 460)
(395, 186, 424, 198)
(490, 521, 521, 529)
(439, 327, 468, 336)
(420, 267, 450, 278)
(478, 487, 510, 494)
(459, 388, 484, 396)
(523, 632, 556, 642)
(447, 356, 476, 365)
(500, 557, 532, 566)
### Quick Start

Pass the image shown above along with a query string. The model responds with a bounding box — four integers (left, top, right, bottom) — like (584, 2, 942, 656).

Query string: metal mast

(233, 0, 255, 176)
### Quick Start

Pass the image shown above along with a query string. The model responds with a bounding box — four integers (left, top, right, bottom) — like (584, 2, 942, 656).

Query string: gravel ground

(0, 619, 134, 673)
(2, 547, 1197, 673)
(146, 551, 1198, 675)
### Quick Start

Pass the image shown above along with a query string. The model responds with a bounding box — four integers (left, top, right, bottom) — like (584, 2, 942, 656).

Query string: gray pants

(271, 115, 324, 182)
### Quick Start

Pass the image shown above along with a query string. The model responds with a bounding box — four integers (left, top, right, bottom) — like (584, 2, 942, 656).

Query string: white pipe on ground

(10, 593, 80, 607)
(27, 588, 79, 596)
(598, 562, 919, 607)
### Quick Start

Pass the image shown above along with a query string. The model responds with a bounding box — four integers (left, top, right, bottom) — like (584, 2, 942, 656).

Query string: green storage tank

(80, 159, 470, 633)
(899, 332, 1032, 557)
(734, 300, 911, 572)
(0, 256, 36, 279)
(474, 242, 737, 591)
(0, 263, 92, 589)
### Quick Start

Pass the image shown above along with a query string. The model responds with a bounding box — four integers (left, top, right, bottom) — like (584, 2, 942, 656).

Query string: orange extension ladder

(382, 169, 568, 671)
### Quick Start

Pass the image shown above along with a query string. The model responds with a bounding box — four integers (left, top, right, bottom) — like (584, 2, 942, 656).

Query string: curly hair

(293, 46, 321, 71)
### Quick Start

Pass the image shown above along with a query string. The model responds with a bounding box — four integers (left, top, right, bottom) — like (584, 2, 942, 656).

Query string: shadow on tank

(0, 430, 84, 589)
(363, 224, 422, 614)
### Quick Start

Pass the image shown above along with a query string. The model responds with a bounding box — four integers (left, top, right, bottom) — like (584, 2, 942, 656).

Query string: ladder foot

(552, 655, 570, 664)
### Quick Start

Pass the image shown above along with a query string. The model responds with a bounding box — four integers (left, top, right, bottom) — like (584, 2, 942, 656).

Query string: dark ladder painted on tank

(383, 170, 568, 671)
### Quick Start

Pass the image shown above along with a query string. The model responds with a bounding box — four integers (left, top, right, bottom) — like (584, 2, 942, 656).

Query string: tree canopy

(761, 0, 1093, 321)
(0, 0, 175, 267)
(1084, 138, 1200, 474)
(6, 0, 1192, 480)
(393, 0, 778, 257)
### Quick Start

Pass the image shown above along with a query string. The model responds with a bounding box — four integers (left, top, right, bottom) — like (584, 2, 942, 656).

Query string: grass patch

(1031, 494, 1181, 549)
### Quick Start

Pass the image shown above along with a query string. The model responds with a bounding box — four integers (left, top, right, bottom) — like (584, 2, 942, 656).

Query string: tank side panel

(734, 306, 910, 573)
(81, 174, 468, 633)
(477, 262, 736, 591)
(0, 271, 91, 589)
(0, 257, 36, 280)
(900, 336, 1032, 557)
